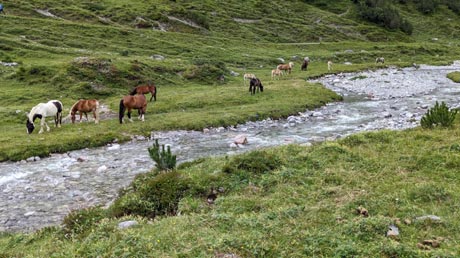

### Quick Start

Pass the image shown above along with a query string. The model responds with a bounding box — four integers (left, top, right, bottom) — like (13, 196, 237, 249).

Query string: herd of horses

(26, 56, 386, 134)
(26, 83, 157, 134)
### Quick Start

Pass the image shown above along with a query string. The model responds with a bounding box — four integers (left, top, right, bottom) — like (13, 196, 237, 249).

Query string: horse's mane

(69, 100, 81, 116)
(130, 88, 137, 95)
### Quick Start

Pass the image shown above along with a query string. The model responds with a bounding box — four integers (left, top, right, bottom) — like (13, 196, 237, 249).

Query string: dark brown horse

(69, 99, 100, 124)
(301, 59, 309, 71)
(130, 82, 157, 102)
(249, 78, 264, 95)
(119, 94, 148, 124)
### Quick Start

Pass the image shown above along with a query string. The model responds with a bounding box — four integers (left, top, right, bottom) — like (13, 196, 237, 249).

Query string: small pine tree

(421, 101, 458, 129)
(148, 139, 177, 171)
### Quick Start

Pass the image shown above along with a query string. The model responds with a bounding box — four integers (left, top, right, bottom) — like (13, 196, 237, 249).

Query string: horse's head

(26, 119, 35, 134)
(70, 111, 76, 123)
(289, 62, 294, 68)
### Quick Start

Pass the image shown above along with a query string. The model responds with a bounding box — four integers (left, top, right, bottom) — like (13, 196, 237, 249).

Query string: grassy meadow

(1, 0, 460, 256)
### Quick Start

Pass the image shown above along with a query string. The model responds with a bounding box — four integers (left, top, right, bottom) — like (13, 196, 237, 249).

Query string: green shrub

(148, 139, 177, 171)
(62, 207, 106, 237)
(139, 171, 191, 216)
(420, 101, 458, 128)
(108, 192, 156, 218)
(109, 172, 191, 218)
(222, 150, 283, 174)
(447, 71, 460, 83)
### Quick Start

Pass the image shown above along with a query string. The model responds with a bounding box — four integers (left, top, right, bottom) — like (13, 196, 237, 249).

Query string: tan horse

(119, 94, 148, 124)
(243, 73, 256, 86)
(271, 69, 282, 80)
(276, 62, 294, 75)
(69, 99, 100, 124)
(327, 61, 333, 72)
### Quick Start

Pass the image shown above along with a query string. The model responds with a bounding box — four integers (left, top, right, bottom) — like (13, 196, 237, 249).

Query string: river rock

(234, 135, 248, 145)
(97, 165, 108, 173)
(107, 144, 120, 150)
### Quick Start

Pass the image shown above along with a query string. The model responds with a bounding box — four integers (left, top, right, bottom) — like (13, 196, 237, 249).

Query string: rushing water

(1, 63, 460, 232)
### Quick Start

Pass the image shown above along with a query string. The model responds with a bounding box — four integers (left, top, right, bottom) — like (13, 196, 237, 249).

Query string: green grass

(447, 71, 460, 83)
(1, 126, 460, 257)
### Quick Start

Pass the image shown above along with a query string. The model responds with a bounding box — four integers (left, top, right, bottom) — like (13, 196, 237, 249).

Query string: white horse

(243, 73, 256, 86)
(26, 100, 63, 134)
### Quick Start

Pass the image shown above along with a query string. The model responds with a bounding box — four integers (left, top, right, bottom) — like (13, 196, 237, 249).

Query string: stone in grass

(118, 220, 138, 229)
(386, 225, 399, 239)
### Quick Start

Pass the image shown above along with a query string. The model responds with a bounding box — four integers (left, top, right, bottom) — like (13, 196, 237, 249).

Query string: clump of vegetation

(109, 171, 191, 218)
(62, 207, 106, 237)
(447, 71, 460, 83)
(222, 150, 283, 174)
(148, 139, 177, 171)
(353, 0, 413, 35)
(420, 101, 458, 128)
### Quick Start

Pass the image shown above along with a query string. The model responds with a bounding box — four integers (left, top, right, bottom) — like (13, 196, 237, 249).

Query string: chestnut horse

(277, 62, 294, 75)
(69, 99, 100, 124)
(119, 94, 148, 124)
(130, 82, 157, 102)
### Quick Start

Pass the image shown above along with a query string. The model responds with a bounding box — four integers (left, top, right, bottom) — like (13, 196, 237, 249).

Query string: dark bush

(222, 150, 283, 174)
(420, 101, 458, 129)
(62, 206, 106, 237)
(446, 0, 460, 14)
(415, 0, 439, 14)
(354, 0, 413, 35)
(109, 172, 191, 218)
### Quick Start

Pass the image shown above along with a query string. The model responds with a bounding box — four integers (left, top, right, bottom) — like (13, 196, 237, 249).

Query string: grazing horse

(243, 73, 256, 86)
(301, 59, 309, 71)
(277, 62, 294, 75)
(119, 94, 148, 124)
(271, 69, 282, 80)
(26, 100, 63, 134)
(249, 78, 264, 95)
(69, 99, 100, 124)
(130, 82, 157, 102)
(327, 60, 333, 71)
(376, 57, 385, 64)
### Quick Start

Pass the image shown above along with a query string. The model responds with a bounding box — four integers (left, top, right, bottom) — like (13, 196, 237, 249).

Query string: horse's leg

(84, 112, 89, 122)
(127, 108, 133, 122)
(140, 108, 145, 122)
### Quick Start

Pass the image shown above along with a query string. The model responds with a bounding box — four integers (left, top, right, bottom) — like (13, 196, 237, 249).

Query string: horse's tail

(119, 99, 125, 124)
(129, 88, 137, 95)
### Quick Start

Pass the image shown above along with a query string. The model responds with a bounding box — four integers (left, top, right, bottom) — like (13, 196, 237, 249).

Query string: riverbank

(1, 63, 460, 233)
(2, 105, 460, 256)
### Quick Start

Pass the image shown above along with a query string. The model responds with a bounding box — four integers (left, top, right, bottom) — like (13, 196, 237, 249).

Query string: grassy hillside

(1, 0, 460, 160)
(1, 0, 460, 256)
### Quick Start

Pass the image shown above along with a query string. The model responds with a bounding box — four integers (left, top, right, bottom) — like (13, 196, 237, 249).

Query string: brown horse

(69, 99, 100, 124)
(119, 94, 148, 124)
(130, 82, 157, 102)
(277, 62, 294, 75)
